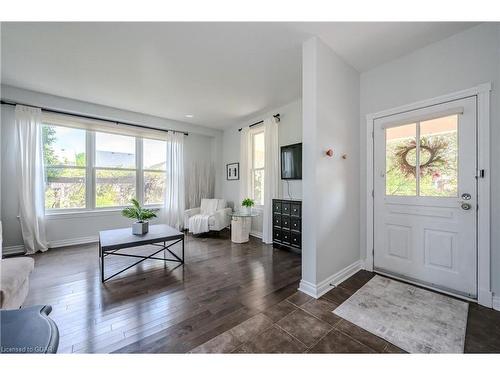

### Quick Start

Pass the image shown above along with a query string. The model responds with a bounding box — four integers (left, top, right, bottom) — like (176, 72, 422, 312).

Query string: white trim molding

(492, 295, 500, 312)
(2, 244, 26, 256)
(2, 236, 99, 257)
(299, 260, 362, 298)
(250, 231, 263, 239)
(364, 83, 492, 307)
(48, 236, 98, 248)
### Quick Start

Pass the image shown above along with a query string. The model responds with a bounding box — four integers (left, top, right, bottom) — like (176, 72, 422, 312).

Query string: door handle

(461, 193, 471, 200)
(461, 203, 471, 210)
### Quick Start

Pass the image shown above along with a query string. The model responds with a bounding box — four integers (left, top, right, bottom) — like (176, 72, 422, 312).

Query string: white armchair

(184, 199, 232, 234)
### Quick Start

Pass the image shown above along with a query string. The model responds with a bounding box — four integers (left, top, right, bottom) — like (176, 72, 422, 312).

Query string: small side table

(230, 212, 259, 243)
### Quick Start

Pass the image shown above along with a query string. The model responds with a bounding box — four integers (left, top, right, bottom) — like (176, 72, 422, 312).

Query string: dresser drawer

(273, 214, 282, 227)
(273, 229, 282, 242)
(291, 203, 301, 217)
(281, 230, 291, 245)
(282, 202, 291, 215)
(290, 217, 301, 231)
(273, 201, 282, 214)
(291, 232, 301, 248)
(281, 216, 291, 229)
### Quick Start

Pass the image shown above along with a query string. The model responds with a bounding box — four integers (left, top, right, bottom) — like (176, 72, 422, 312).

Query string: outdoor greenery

(43, 124, 166, 209)
(121, 198, 157, 222)
(386, 132, 457, 197)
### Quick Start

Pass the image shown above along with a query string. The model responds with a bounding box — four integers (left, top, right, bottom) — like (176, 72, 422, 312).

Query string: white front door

(373, 97, 477, 298)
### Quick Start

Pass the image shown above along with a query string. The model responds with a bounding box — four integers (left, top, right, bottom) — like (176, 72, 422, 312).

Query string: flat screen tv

(281, 143, 302, 180)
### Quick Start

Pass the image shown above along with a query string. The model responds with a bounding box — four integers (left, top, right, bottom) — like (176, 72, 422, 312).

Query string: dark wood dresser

(272, 199, 302, 252)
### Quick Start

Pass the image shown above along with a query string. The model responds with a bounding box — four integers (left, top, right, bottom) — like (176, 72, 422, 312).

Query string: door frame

(365, 83, 492, 308)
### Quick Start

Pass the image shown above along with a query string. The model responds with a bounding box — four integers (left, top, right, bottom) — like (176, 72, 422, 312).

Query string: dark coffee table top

(99, 224, 184, 250)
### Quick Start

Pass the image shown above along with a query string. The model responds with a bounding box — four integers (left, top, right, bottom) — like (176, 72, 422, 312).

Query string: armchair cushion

(184, 207, 201, 229)
(184, 199, 231, 234)
(1, 257, 35, 309)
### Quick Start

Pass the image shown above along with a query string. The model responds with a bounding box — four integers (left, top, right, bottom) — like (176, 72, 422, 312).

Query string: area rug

(333, 275, 469, 353)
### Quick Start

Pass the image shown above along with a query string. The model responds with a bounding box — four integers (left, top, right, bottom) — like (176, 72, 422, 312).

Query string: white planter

(242, 206, 252, 215)
(132, 221, 149, 235)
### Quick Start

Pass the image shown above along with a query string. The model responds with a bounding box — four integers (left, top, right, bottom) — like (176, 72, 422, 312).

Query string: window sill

(45, 206, 163, 220)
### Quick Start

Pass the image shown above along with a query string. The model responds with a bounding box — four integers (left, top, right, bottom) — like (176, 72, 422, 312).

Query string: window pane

(144, 171, 166, 205)
(143, 138, 166, 170)
(42, 125, 86, 167)
(96, 169, 136, 207)
(385, 123, 417, 196)
(419, 115, 458, 197)
(96, 132, 136, 168)
(253, 132, 265, 169)
(252, 169, 264, 205)
(45, 167, 86, 209)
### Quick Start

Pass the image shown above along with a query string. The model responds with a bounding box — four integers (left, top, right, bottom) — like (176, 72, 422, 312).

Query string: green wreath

(394, 137, 448, 177)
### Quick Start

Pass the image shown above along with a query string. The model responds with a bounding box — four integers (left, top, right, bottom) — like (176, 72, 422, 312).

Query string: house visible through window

(250, 128, 265, 206)
(143, 138, 167, 205)
(42, 122, 167, 211)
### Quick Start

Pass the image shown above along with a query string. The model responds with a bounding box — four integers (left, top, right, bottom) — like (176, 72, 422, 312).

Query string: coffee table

(99, 224, 184, 283)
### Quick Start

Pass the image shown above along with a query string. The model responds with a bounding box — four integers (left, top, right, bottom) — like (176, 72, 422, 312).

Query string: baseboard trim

(48, 236, 98, 248)
(492, 295, 500, 312)
(478, 288, 493, 309)
(250, 231, 262, 239)
(3, 236, 99, 256)
(298, 259, 363, 299)
(298, 279, 317, 297)
(2, 245, 26, 256)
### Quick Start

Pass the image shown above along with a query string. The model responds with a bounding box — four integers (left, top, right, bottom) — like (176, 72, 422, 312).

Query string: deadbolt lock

(461, 203, 471, 210)
(461, 193, 471, 200)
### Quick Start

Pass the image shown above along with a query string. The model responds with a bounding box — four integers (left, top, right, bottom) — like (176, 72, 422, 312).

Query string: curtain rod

(0, 99, 189, 136)
(238, 113, 280, 132)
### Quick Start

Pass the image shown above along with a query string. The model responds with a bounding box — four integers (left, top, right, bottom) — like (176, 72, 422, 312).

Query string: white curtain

(186, 160, 215, 209)
(239, 127, 250, 209)
(15, 105, 49, 254)
(165, 132, 185, 230)
(262, 116, 280, 244)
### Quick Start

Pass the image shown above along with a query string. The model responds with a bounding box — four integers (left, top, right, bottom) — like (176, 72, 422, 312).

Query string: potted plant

(122, 198, 157, 235)
(241, 198, 255, 215)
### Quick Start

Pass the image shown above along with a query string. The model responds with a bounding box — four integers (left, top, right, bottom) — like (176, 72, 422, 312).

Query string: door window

(385, 115, 458, 197)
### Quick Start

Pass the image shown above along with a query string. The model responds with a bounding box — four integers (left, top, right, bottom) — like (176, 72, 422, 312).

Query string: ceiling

(1, 22, 478, 129)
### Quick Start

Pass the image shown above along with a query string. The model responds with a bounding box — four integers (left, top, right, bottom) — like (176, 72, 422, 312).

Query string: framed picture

(226, 162, 239, 180)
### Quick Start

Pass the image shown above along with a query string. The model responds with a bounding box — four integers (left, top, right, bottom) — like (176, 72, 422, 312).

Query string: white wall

(221, 99, 302, 236)
(301, 37, 361, 292)
(359, 23, 500, 294)
(1, 85, 223, 250)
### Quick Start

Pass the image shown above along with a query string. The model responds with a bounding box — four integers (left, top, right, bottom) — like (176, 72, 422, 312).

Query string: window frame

(249, 126, 265, 207)
(42, 123, 166, 215)
(142, 138, 167, 206)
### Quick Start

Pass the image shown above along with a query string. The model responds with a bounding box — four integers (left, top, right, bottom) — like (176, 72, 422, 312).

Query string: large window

(43, 125, 87, 209)
(250, 129, 265, 206)
(143, 138, 167, 205)
(42, 123, 167, 211)
(95, 132, 136, 207)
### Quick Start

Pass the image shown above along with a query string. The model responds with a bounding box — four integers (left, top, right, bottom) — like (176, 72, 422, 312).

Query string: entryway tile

(300, 298, 342, 326)
(263, 300, 297, 322)
(286, 291, 313, 307)
(233, 326, 306, 353)
(276, 309, 332, 347)
(308, 329, 376, 353)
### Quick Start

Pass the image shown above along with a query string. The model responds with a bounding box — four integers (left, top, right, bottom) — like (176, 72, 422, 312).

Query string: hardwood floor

(23, 231, 500, 353)
(24, 230, 302, 353)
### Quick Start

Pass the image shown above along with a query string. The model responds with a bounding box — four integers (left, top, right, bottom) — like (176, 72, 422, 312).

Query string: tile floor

(190, 270, 500, 353)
